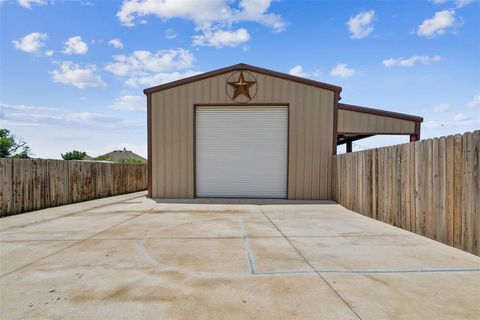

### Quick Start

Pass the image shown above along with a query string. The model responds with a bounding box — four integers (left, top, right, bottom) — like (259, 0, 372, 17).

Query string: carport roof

(336, 103, 423, 146)
(339, 103, 424, 123)
(143, 63, 343, 94)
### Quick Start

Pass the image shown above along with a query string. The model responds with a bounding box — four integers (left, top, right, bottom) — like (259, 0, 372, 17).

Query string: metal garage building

(144, 63, 422, 200)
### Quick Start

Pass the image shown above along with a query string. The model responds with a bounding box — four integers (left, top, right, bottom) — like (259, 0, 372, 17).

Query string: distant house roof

(101, 148, 146, 162)
(82, 154, 93, 160)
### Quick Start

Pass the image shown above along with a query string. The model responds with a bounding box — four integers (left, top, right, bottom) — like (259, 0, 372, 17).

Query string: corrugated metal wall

(338, 109, 416, 134)
(150, 71, 335, 199)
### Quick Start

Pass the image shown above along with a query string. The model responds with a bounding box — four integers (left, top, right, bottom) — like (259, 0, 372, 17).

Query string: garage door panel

(196, 107, 288, 198)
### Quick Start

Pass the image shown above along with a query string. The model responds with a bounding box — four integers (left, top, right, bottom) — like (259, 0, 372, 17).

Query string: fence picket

(0, 159, 147, 217)
(334, 130, 479, 256)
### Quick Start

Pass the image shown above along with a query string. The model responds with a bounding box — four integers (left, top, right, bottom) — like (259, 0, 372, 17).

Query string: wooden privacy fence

(0, 159, 147, 217)
(334, 130, 479, 256)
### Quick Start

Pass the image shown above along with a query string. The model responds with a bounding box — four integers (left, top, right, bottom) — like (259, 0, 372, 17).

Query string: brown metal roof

(143, 63, 342, 94)
(339, 103, 423, 123)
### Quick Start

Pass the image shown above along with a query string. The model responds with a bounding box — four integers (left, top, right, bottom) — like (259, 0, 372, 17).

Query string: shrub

(61, 150, 87, 160)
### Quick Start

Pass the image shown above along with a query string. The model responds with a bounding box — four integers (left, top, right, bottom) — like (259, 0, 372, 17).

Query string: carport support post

(410, 121, 421, 142)
(346, 141, 352, 153)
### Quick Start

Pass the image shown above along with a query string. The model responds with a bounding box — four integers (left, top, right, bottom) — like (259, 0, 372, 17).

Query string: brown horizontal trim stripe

(195, 103, 289, 107)
(339, 103, 423, 123)
(338, 131, 416, 135)
(144, 63, 342, 95)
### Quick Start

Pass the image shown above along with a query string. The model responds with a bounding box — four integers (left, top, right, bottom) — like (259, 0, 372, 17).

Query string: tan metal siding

(338, 109, 416, 134)
(150, 71, 334, 200)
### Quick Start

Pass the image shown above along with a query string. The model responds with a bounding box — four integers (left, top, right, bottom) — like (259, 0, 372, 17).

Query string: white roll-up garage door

(196, 106, 288, 198)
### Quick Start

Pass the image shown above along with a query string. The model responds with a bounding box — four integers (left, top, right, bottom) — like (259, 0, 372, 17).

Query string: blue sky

(0, 0, 479, 158)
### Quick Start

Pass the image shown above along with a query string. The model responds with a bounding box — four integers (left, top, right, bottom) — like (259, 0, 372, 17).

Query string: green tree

(61, 150, 87, 160)
(118, 157, 146, 164)
(0, 129, 31, 158)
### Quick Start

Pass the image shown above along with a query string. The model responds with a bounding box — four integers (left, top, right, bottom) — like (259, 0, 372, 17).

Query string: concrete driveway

(1, 192, 479, 320)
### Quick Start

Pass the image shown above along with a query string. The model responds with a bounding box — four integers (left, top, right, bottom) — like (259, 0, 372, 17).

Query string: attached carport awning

(337, 103, 423, 152)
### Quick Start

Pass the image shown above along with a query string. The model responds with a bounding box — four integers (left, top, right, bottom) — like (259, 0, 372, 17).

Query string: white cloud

(0, 102, 56, 113)
(193, 28, 250, 47)
(0, 102, 136, 130)
(288, 66, 322, 79)
(289, 65, 309, 77)
(312, 70, 322, 78)
(347, 10, 375, 39)
(330, 64, 355, 78)
(44, 49, 54, 56)
(421, 99, 479, 132)
(116, 0, 286, 47)
(417, 10, 457, 37)
(110, 95, 146, 111)
(17, 0, 47, 9)
(423, 116, 473, 129)
(13, 32, 47, 53)
(117, 0, 227, 27)
(433, 0, 474, 8)
(117, 0, 286, 30)
(467, 94, 480, 108)
(63, 36, 88, 55)
(383, 55, 441, 67)
(234, 0, 286, 31)
(124, 70, 201, 88)
(105, 49, 194, 76)
(423, 120, 444, 129)
(1, 102, 146, 159)
(105, 48, 197, 87)
(165, 29, 177, 39)
(63, 112, 118, 124)
(453, 113, 470, 121)
(108, 38, 124, 49)
(4, 112, 127, 129)
(51, 62, 106, 89)
(431, 103, 451, 113)
(454, 0, 474, 8)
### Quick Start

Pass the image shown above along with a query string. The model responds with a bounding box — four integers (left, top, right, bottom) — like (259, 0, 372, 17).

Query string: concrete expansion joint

(256, 206, 363, 320)
(3, 196, 480, 319)
(0, 207, 149, 279)
(5, 193, 146, 232)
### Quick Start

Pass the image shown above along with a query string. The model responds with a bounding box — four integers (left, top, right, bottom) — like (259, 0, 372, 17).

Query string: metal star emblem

(227, 72, 256, 100)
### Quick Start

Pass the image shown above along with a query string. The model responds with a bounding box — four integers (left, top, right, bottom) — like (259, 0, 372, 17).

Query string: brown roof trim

(143, 63, 342, 94)
(338, 103, 423, 123)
